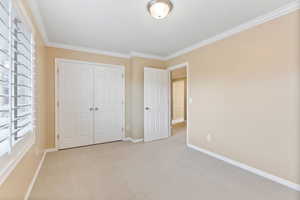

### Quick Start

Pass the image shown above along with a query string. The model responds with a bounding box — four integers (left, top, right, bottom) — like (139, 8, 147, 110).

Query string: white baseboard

(187, 143, 300, 191)
(24, 148, 58, 200)
(122, 137, 144, 143)
(44, 148, 58, 153)
(24, 151, 46, 200)
(172, 118, 185, 124)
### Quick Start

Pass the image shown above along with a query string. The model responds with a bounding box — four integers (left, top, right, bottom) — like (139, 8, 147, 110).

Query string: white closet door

(144, 67, 170, 142)
(58, 62, 94, 149)
(94, 66, 124, 143)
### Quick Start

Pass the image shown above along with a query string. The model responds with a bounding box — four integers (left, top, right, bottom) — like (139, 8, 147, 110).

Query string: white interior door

(94, 66, 124, 143)
(58, 62, 94, 149)
(144, 67, 170, 142)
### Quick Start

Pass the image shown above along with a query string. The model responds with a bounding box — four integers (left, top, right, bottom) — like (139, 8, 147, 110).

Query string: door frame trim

(167, 62, 189, 145)
(55, 58, 126, 149)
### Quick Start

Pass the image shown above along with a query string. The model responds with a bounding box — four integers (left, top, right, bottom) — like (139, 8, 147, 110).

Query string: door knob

(145, 107, 150, 110)
(95, 107, 99, 111)
(89, 107, 94, 111)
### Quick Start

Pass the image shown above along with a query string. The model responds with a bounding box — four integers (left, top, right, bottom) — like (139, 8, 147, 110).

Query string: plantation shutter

(0, 0, 33, 156)
(11, 4, 33, 144)
(0, 0, 11, 156)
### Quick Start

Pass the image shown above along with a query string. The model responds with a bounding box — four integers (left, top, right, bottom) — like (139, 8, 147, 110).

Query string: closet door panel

(94, 66, 124, 143)
(58, 62, 94, 149)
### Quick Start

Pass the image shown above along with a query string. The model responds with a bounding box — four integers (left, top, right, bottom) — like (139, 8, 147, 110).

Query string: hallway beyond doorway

(172, 122, 186, 137)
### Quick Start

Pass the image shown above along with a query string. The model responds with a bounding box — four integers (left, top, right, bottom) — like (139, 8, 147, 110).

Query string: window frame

(0, 0, 36, 186)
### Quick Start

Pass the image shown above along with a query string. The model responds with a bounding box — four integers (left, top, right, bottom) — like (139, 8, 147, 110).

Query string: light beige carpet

(29, 126, 299, 200)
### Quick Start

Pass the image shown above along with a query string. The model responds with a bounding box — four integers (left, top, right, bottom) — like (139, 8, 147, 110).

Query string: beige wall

(0, 0, 49, 199)
(167, 11, 300, 184)
(130, 57, 166, 139)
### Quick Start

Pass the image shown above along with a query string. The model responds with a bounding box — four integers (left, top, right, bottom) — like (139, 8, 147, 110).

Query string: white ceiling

(28, 0, 296, 58)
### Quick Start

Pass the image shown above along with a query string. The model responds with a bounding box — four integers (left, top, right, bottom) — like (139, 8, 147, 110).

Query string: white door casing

(94, 66, 124, 143)
(144, 67, 170, 142)
(58, 62, 94, 149)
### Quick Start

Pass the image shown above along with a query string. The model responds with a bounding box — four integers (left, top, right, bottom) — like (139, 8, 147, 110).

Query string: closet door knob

(95, 107, 99, 111)
(89, 107, 94, 111)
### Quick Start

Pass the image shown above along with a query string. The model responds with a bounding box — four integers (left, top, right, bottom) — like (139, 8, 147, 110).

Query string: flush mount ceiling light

(147, 0, 173, 19)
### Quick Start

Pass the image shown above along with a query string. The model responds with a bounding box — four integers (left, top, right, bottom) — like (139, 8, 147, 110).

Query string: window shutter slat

(0, 0, 34, 152)
(0, 0, 33, 153)
(11, 13, 33, 142)
(0, 0, 10, 156)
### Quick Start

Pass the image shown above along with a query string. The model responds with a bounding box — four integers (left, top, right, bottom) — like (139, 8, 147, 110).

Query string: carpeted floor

(29, 124, 299, 200)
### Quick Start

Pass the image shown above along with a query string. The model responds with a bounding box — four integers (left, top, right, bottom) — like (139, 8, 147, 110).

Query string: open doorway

(170, 65, 187, 138)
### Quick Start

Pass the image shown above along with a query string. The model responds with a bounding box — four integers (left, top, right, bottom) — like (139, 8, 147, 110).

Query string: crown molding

(28, 0, 299, 61)
(47, 42, 167, 60)
(130, 51, 166, 61)
(165, 1, 300, 60)
(25, 0, 166, 60)
(47, 42, 131, 59)
(27, 0, 49, 44)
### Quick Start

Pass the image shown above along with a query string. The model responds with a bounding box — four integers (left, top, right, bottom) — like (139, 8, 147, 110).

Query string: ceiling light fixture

(147, 0, 173, 19)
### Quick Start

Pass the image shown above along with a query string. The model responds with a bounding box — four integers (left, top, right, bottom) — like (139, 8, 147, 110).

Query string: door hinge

(57, 134, 60, 140)
(57, 101, 59, 108)
(57, 67, 59, 74)
(122, 128, 124, 132)
(122, 74, 124, 78)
